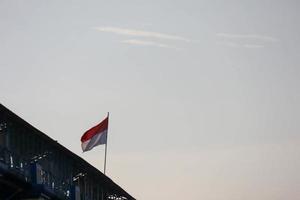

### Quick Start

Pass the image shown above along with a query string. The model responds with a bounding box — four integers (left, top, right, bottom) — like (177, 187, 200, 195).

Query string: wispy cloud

(243, 44, 265, 49)
(216, 33, 279, 49)
(217, 41, 240, 48)
(217, 41, 265, 49)
(94, 26, 191, 42)
(216, 33, 279, 42)
(122, 39, 180, 49)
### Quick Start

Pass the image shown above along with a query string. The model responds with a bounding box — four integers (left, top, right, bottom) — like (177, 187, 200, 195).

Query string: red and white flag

(81, 116, 109, 152)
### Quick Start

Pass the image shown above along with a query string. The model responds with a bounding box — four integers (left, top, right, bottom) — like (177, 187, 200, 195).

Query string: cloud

(216, 33, 279, 49)
(243, 44, 265, 49)
(217, 41, 240, 48)
(216, 33, 279, 42)
(122, 39, 180, 49)
(217, 41, 265, 49)
(94, 26, 191, 42)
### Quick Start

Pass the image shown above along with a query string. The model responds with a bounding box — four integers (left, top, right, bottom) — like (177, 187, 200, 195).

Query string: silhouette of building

(0, 104, 135, 200)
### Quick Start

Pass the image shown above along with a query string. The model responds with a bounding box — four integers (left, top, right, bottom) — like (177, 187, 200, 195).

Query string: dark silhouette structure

(0, 104, 135, 200)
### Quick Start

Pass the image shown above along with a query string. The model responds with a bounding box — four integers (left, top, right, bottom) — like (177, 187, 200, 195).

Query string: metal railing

(0, 146, 70, 199)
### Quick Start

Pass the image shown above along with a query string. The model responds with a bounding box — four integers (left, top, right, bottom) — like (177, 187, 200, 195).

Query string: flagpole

(104, 112, 109, 175)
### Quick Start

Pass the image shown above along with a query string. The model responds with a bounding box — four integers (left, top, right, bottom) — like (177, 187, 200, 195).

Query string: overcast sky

(1, 1, 300, 199)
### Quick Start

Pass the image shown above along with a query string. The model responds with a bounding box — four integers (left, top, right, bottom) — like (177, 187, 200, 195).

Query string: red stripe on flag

(81, 117, 108, 142)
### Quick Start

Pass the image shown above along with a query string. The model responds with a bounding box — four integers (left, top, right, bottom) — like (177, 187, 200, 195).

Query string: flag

(81, 116, 108, 152)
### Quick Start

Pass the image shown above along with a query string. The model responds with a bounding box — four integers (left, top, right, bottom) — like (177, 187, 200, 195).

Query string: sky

(0, 0, 300, 199)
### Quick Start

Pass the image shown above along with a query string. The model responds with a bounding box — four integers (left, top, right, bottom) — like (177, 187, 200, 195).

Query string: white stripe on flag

(81, 130, 107, 152)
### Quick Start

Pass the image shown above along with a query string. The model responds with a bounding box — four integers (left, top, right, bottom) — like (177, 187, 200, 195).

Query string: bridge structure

(0, 104, 135, 200)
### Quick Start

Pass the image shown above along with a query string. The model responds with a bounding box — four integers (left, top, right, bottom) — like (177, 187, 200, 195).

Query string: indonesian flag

(81, 116, 109, 152)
